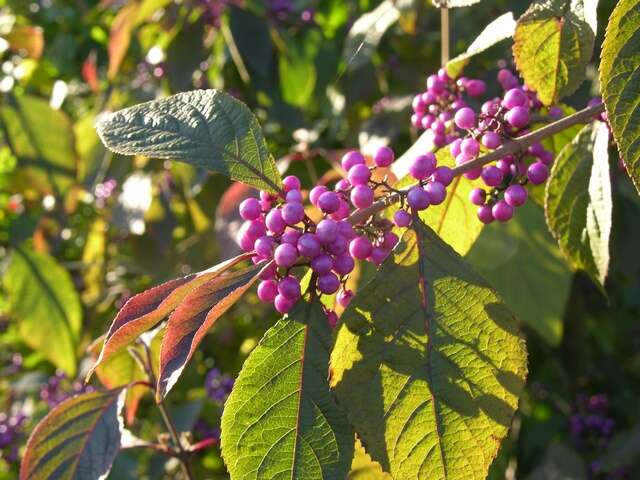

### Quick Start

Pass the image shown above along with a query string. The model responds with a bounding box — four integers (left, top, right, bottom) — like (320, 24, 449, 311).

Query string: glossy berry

(318, 272, 340, 294)
(409, 154, 436, 180)
(297, 233, 321, 258)
(337, 220, 354, 239)
(469, 188, 486, 206)
(318, 191, 341, 214)
(281, 230, 301, 245)
(433, 166, 454, 186)
(481, 132, 502, 149)
(311, 254, 334, 274)
(497, 69, 519, 90)
(274, 243, 298, 267)
(504, 184, 528, 206)
(394, 209, 412, 227)
(278, 275, 301, 300)
(341, 150, 365, 171)
(454, 107, 475, 129)
(327, 310, 338, 328)
(407, 186, 430, 211)
(350, 185, 374, 209)
(274, 294, 295, 314)
(505, 106, 529, 129)
(333, 253, 355, 275)
(492, 200, 514, 222)
(282, 175, 301, 192)
(348, 163, 371, 186)
(425, 181, 446, 205)
(265, 209, 286, 234)
(349, 236, 373, 260)
(527, 161, 549, 184)
(502, 88, 527, 109)
(281, 202, 305, 225)
(254, 236, 275, 258)
(239, 198, 261, 221)
(374, 146, 394, 167)
(257, 280, 278, 302)
(481, 165, 504, 187)
(477, 204, 494, 224)
(461, 138, 480, 157)
(316, 219, 338, 243)
(309, 185, 328, 206)
(335, 179, 351, 192)
(465, 79, 486, 96)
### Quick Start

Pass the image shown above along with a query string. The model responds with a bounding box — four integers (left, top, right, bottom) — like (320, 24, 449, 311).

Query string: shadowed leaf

(95, 89, 282, 193)
(157, 262, 270, 399)
(331, 218, 527, 480)
(20, 388, 126, 480)
(221, 300, 354, 479)
(599, 0, 640, 194)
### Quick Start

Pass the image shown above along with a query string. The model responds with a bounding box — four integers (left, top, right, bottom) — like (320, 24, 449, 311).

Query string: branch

(348, 103, 605, 224)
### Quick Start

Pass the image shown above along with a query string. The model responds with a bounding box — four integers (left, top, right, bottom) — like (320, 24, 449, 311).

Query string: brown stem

(347, 103, 605, 225)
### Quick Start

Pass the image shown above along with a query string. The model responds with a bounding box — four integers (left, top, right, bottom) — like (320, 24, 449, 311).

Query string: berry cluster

(205, 368, 234, 404)
(39, 371, 95, 408)
(0, 411, 27, 464)
(569, 393, 616, 449)
(236, 147, 401, 322)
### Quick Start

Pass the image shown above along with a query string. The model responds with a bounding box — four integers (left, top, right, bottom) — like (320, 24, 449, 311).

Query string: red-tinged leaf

(82, 51, 100, 93)
(215, 182, 256, 258)
(157, 262, 270, 399)
(5, 25, 44, 59)
(107, 2, 139, 80)
(88, 253, 252, 380)
(20, 388, 126, 480)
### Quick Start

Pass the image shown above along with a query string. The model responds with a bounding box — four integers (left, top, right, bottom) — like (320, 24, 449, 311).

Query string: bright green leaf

(599, 0, 640, 194)
(221, 300, 354, 479)
(279, 46, 317, 108)
(545, 121, 611, 288)
(95, 90, 283, 193)
(348, 439, 392, 479)
(466, 202, 572, 346)
(446, 12, 516, 78)
(331, 219, 527, 480)
(5, 245, 81, 375)
(513, 0, 598, 105)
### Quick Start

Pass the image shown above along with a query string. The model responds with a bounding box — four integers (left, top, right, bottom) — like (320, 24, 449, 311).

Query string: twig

(441, 8, 450, 65)
(348, 103, 605, 225)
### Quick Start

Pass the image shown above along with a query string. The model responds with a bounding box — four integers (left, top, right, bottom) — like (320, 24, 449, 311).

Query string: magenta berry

(408, 153, 436, 180)
(318, 191, 341, 214)
(394, 209, 412, 227)
(464, 167, 482, 180)
(326, 310, 338, 328)
(316, 219, 338, 243)
(309, 185, 328, 206)
(504, 184, 528, 207)
(281, 202, 305, 225)
(282, 175, 301, 192)
(254, 236, 275, 258)
(281, 230, 301, 245)
(328, 235, 348, 255)
(331, 200, 350, 221)
(497, 69, 518, 90)
(505, 106, 530, 129)
(335, 179, 351, 192)
(311, 254, 333, 274)
(285, 189, 303, 203)
(407, 186, 430, 211)
(465, 79, 486, 97)
(450, 138, 462, 157)
(527, 161, 549, 184)
(481, 165, 504, 187)
(348, 163, 371, 186)
(369, 247, 389, 265)
(461, 138, 480, 157)
(333, 253, 355, 275)
(265, 208, 286, 234)
(454, 107, 476, 129)
(297, 233, 321, 258)
(337, 220, 354, 239)
(239, 198, 261, 221)
(481, 132, 502, 149)
(433, 166, 454, 186)
(337, 289, 353, 307)
(274, 243, 298, 267)
(382, 232, 399, 249)
(341, 150, 365, 171)
(274, 294, 295, 314)
(349, 236, 372, 260)
(502, 88, 527, 109)
(318, 272, 340, 294)
(350, 185, 374, 209)
(469, 188, 486, 206)
(257, 280, 278, 303)
(425, 181, 446, 205)
(492, 200, 514, 222)
(477, 204, 494, 224)
(373, 146, 394, 167)
(278, 275, 301, 300)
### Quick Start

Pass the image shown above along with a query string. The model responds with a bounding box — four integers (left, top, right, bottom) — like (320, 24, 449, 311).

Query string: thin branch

(441, 8, 450, 65)
(348, 103, 605, 224)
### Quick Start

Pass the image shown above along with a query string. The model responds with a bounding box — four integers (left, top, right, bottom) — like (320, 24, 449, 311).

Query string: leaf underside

(21, 388, 126, 480)
(95, 89, 282, 193)
(513, 0, 597, 105)
(599, 0, 640, 194)
(330, 218, 527, 480)
(221, 300, 354, 480)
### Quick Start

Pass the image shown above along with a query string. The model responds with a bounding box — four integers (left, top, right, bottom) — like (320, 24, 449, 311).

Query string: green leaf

(599, 0, 640, 194)
(446, 12, 516, 78)
(5, 245, 81, 375)
(221, 300, 354, 479)
(0, 95, 77, 195)
(279, 45, 317, 108)
(331, 218, 527, 480)
(348, 439, 392, 479)
(342, 0, 400, 71)
(157, 262, 268, 399)
(513, 0, 597, 105)
(20, 388, 126, 480)
(229, 6, 272, 77)
(545, 122, 611, 287)
(466, 202, 572, 346)
(95, 90, 282, 193)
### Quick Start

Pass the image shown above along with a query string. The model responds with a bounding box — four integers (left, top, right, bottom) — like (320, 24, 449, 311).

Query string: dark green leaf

(221, 300, 354, 479)
(331, 218, 527, 480)
(545, 121, 612, 287)
(599, 0, 640, 194)
(95, 90, 282, 193)
(229, 6, 273, 77)
(5, 245, 81, 375)
(20, 388, 126, 480)
(513, 0, 597, 105)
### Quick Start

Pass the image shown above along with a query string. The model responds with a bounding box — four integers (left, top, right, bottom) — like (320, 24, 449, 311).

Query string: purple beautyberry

(348, 163, 371, 186)
(254, 236, 275, 258)
(454, 107, 476, 129)
(481, 165, 504, 187)
(425, 181, 446, 205)
(477, 205, 494, 224)
(502, 88, 527, 109)
(481, 132, 502, 149)
(527, 162, 549, 184)
(239, 198, 262, 221)
(297, 233, 321, 258)
(409, 153, 437, 180)
(407, 186, 430, 211)
(461, 138, 480, 157)
(504, 184, 528, 207)
(265, 208, 286, 234)
(311, 254, 334, 274)
(281, 229, 301, 245)
(274, 243, 298, 267)
(469, 188, 486, 206)
(285, 189, 303, 203)
(373, 146, 395, 167)
(316, 219, 338, 244)
(341, 150, 365, 171)
(317, 272, 340, 294)
(278, 275, 301, 300)
(350, 185, 374, 209)
(465, 79, 486, 97)
(257, 280, 278, 302)
(282, 175, 301, 192)
(433, 166, 454, 186)
(274, 294, 295, 314)
(349, 236, 373, 260)
(505, 106, 530, 129)
(318, 191, 341, 214)
(393, 209, 412, 227)
(492, 200, 514, 222)
(337, 289, 354, 307)
(333, 254, 355, 275)
(281, 202, 305, 225)
(309, 185, 328, 206)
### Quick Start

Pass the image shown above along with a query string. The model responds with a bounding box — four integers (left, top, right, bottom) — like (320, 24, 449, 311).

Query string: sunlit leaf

(20, 388, 126, 480)
(221, 300, 354, 479)
(513, 0, 598, 105)
(546, 122, 611, 288)
(96, 89, 283, 193)
(108, 2, 139, 79)
(599, 0, 640, 194)
(157, 262, 270, 399)
(5, 245, 81, 375)
(279, 44, 317, 108)
(4, 25, 44, 59)
(348, 439, 392, 479)
(331, 218, 527, 480)
(82, 218, 108, 305)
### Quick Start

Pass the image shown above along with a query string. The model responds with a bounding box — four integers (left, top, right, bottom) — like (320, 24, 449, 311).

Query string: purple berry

(477, 204, 494, 224)
(254, 236, 275, 258)
(407, 186, 430, 211)
(285, 189, 303, 203)
(411, 113, 422, 129)
(281, 229, 301, 245)
(492, 200, 514, 222)
(282, 175, 301, 192)
(504, 184, 528, 207)
(274, 243, 298, 267)
(257, 280, 278, 302)
(281, 202, 305, 225)
(374, 146, 394, 167)
(239, 198, 261, 221)
(348, 163, 371, 186)
(382, 232, 399, 249)
(450, 138, 462, 157)
(464, 167, 482, 180)
(328, 235, 349, 255)
(311, 254, 334, 274)
(297, 233, 321, 258)
(502, 88, 527, 109)
(465, 79, 486, 97)
(527, 161, 549, 184)
(349, 236, 373, 260)
(309, 185, 328, 206)
(461, 138, 480, 157)
(274, 294, 295, 314)
(528, 142, 545, 157)
(393, 209, 412, 227)
(409, 153, 437, 180)
(548, 106, 563, 118)
(469, 188, 486, 206)
(369, 247, 389, 265)
(539, 151, 554, 165)
(505, 106, 530, 129)
(454, 107, 476, 129)
(481, 165, 504, 187)
(433, 166, 454, 186)
(481, 132, 502, 149)
(265, 209, 286, 234)
(350, 185, 374, 209)
(337, 289, 353, 307)
(337, 220, 355, 239)
(327, 310, 338, 328)
(330, 200, 350, 221)
(333, 254, 355, 275)
(342, 150, 365, 171)
(316, 219, 338, 243)
(335, 179, 351, 192)
(497, 69, 518, 90)
(278, 275, 301, 300)
(318, 191, 341, 214)
(317, 272, 340, 294)
(425, 181, 446, 205)
(259, 263, 277, 280)
(496, 159, 512, 174)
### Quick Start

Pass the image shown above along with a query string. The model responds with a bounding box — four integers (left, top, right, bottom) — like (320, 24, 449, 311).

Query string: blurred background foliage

(0, 0, 637, 478)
